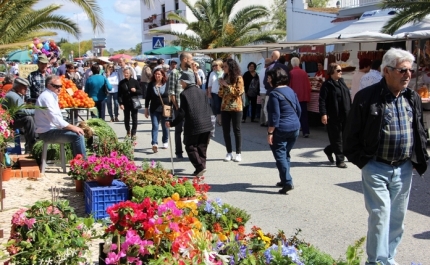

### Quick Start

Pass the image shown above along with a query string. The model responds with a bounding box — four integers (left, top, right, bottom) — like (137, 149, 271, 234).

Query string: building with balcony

(139, 0, 277, 56)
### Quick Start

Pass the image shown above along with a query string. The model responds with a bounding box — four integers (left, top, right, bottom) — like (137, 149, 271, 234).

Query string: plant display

(131, 180, 197, 202)
(5, 200, 95, 265)
(68, 151, 137, 181)
(0, 91, 14, 160)
(31, 140, 74, 164)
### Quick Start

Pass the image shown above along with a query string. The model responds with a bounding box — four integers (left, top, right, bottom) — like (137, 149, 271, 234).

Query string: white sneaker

(224, 153, 233, 162)
(234, 153, 242, 162)
(162, 143, 168, 149)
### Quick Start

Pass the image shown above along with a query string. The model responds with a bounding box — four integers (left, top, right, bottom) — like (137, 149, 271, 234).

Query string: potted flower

(0, 93, 15, 181)
(151, 14, 157, 19)
(68, 154, 87, 191)
(6, 200, 96, 264)
(69, 151, 137, 186)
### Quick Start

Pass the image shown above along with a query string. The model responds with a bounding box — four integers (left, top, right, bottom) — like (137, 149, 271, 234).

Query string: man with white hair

(117, 57, 137, 81)
(289, 57, 311, 138)
(344, 48, 428, 265)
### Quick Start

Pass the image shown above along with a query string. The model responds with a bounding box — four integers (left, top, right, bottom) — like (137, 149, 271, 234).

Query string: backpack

(247, 75, 260, 97)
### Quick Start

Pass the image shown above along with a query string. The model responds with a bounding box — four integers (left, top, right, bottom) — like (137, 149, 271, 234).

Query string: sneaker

(196, 168, 207, 177)
(162, 143, 168, 149)
(176, 154, 184, 159)
(233, 153, 242, 162)
(152, 145, 158, 153)
(224, 153, 233, 162)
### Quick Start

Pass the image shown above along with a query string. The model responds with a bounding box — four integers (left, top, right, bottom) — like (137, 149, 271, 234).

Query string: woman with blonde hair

(218, 58, 245, 162)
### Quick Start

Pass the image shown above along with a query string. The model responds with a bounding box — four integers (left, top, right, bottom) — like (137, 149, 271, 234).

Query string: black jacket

(170, 84, 213, 139)
(118, 78, 140, 108)
(343, 78, 429, 175)
(145, 82, 170, 113)
(319, 77, 352, 122)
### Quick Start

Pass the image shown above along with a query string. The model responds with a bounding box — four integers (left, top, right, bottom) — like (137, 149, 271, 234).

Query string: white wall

(287, 0, 337, 41)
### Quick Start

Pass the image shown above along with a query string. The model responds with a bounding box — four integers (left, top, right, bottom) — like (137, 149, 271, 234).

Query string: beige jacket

(140, 66, 152, 83)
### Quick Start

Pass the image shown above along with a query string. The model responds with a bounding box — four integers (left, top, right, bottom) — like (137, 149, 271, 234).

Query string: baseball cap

(170, 59, 177, 64)
(38, 54, 49, 64)
(14, 77, 30, 87)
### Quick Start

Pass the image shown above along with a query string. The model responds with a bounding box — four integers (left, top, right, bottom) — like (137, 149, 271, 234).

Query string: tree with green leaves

(381, 0, 430, 35)
(270, 0, 287, 39)
(154, 0, 285, 50)
(0, 0, 103, 51)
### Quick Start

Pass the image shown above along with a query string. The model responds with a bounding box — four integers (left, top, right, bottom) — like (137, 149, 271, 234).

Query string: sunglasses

(50, 83, 62, 89)
(387, 66, 414, 74)
(336, 69, 342, 73)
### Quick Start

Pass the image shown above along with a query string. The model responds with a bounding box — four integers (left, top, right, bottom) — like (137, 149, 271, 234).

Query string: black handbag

(103, 78, 109, 95)
(126, 83, 142, 109)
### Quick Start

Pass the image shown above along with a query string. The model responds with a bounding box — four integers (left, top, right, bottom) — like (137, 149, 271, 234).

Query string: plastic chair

(40, 142, 66, 173)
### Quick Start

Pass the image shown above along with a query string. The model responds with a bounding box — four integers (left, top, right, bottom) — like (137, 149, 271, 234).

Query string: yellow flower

(257, 229, 271, 248)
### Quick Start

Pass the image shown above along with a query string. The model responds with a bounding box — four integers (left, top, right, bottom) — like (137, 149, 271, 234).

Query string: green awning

(144, 46, 185, 55)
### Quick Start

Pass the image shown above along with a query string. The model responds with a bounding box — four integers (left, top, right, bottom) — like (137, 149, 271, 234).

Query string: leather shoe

(323, 149, 334, 163)
(336, 162, 347, 168)
(276, 182, 284, 187)
(278, 184, 294, 194)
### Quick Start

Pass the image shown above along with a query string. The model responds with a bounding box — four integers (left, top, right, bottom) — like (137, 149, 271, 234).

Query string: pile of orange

(58, 76, 95, 109)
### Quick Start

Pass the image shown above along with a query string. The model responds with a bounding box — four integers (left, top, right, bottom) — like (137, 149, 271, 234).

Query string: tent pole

(416, 44, 420, 91)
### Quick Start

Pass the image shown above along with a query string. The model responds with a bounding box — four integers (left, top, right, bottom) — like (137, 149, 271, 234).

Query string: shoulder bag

(126, 83, 142, 109)
(103, 78, 109, 95)
(247, 75, 260, 98)
(273, 90, 298, 115)
(156, 86, 172, 118)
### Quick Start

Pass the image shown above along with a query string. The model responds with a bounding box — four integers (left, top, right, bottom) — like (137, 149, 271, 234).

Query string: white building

(139, 0, 276, 55)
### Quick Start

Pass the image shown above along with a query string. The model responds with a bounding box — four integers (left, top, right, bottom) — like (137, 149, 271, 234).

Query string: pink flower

(110, 151, 118, 157)
(169, 222, 180, 232)
(105, 252, 120, 264)
(94, 165, 101, 172)
(24, 218, 36, 229)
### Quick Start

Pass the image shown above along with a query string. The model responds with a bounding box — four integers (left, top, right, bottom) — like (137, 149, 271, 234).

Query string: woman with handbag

(242, 62, 259, 123)
(144, 68, 170, 153)
(118, 68, 141, 139)
(85, 64, 112, 120)
(218, 58, 245, 162)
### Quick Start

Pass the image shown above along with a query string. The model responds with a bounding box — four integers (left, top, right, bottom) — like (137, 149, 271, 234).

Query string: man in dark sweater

(166, 72, 213, 176)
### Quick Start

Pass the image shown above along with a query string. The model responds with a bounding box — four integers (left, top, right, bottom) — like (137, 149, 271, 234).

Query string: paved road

(110, 105, 430, 265)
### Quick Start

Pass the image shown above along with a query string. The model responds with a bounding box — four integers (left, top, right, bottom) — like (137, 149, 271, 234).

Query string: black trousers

(243, 96, 257, 121)
(123, 107, 138, 136)
(221, 111, 242, 154)
(174, 108, 184, 155)
(184, 131, 211, 172)
(141, 82, 149, 99)
(324, 120, 345, 163)
(13, 115, 36, 152)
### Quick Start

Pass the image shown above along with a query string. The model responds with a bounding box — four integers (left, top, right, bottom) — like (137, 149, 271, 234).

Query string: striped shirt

(167, 67, 194, 107)
(377, 89, 414, 161)
(26, 70, 46, 100)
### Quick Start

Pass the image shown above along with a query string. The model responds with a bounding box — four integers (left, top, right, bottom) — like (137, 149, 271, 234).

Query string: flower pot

(95, 175, 115, 186)
(1, 167, 12, 181)
(152, 14, 157, 19)
(75, 179, 84, 192)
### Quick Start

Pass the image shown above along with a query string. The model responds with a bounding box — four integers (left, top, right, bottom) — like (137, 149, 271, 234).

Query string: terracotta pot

(1, 167, 12, 181)
(95, 175, 114, 186)
(75, 179, 84, 192)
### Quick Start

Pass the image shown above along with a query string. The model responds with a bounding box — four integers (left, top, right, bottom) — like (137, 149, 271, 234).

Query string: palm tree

(381, 0, 430, 35)
(0, 0, 103, 50)
(154, 0, 285, 50)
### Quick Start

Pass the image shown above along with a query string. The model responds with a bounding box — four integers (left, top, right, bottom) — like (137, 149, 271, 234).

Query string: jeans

(150, 111, 168, 146)
(243, 96, 257, 121)
(269, 129, 299, 186)
(221, 111, 242, 154)
(362, 158, 413, 265)
(95, 99, 106, 121)
(173, 108, 184, 155)
(211, 93, 222, 115)
(299, 102, 309, 135)
(141, 82, 148, 99)
(123, 107, 138, 136)
(106, 93, 119, 119)
(39, 129, 87, 158)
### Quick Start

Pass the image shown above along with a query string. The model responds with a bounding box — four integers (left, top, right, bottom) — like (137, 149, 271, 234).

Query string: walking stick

(168, 126, 175, 175)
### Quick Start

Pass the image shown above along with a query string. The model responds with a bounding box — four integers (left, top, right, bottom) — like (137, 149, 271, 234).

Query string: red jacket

(289, 66, 311, 102)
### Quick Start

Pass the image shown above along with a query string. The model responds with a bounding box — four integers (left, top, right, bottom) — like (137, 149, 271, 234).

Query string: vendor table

(64, 107, 98, 125)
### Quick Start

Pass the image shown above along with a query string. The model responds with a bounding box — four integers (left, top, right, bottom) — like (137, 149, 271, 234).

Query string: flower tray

(84, 180, 129, 220)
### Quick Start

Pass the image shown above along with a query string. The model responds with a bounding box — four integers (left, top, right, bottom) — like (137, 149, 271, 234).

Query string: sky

(34, 0, 143, 52)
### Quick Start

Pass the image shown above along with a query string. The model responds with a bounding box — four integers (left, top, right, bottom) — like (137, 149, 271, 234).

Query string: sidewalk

(0, 108, 429, 264)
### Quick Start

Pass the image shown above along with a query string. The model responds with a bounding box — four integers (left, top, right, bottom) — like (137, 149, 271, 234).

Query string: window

(175, 0, 179, 10)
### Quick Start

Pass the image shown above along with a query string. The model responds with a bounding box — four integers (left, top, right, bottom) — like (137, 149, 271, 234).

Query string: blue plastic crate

(84, 180, 129, 220)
